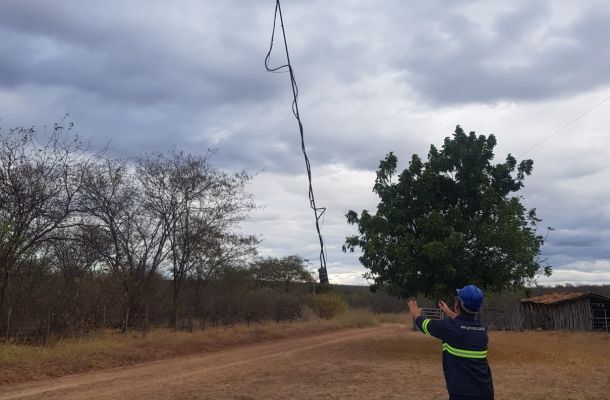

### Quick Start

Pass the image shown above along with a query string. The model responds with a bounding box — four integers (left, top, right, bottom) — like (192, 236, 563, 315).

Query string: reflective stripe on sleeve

(422, 318, 431, 335)
(442, 343, 488, 359)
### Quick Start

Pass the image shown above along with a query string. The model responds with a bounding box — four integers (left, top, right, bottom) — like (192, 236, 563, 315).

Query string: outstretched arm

(408, 299, 447, 340)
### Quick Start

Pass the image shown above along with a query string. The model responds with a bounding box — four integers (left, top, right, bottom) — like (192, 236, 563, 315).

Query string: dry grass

(1, 322, 608, 399)
(372, 312, 409, 324)
(6, 309, 606, 399)
(335, 308, 380, 327)
(167, 326, 610, 400)
(0, 309, 385, 385)
(488, 330, 610, 400)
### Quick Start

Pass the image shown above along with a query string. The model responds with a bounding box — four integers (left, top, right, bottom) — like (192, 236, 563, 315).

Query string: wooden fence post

(123, 307, 130, 334)
(5, 306, 12, 338)
(44, 306, 51, 345)
(144, 306, 149, 335)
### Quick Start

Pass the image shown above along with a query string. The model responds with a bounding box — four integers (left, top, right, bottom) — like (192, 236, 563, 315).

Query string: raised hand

(407, 299, 422, 317)
(439, 300, 458, 319)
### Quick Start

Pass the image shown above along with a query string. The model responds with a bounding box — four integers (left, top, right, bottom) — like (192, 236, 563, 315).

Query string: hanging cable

(265, 0, 329, 284)
(519, 92, 610, 157)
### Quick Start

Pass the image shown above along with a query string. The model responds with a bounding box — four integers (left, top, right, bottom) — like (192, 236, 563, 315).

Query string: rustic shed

(520, 292, 610, 332)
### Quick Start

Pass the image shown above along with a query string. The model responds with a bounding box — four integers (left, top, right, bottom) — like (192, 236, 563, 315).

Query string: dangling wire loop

(265, 0, 329, 284)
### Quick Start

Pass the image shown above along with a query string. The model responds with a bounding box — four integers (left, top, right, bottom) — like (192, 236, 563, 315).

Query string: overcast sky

(1, 0, 609, 286)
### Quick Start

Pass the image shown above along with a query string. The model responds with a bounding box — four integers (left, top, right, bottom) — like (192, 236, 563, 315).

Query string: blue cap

(456, 284, 484, 313)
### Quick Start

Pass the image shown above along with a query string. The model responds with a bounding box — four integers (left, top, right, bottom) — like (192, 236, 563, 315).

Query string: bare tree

(137, 151, 257, 327)
(80, 159, 169, 323)
(0, 122, 89, 319)
(45, 227, 99, 331)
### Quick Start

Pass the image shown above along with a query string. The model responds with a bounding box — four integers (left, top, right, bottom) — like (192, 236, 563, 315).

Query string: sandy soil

(0, 324, 608, 400)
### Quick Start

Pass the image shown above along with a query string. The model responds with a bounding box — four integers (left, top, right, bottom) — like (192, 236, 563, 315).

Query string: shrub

(299, 305, 317, 322)
(310, 293, 348, 319)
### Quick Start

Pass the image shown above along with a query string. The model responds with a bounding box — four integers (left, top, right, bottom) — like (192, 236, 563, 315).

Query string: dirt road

(0, 324, 608, 400)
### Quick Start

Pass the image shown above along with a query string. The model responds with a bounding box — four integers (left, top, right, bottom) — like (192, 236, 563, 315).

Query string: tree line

(0, 122, 288, 340)
(0, 123, 404, 343)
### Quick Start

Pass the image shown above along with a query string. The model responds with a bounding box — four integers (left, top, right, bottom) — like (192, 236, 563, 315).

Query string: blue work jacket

(415, 313, 494, 400)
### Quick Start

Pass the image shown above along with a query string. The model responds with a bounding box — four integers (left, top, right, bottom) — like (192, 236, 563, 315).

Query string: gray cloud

(1, 0, 609, 285)
(399, 2, 610, 104)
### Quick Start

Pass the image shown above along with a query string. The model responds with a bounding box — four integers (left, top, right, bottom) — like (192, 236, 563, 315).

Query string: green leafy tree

(344, 126, 551, 299)
(250, 255, 315, 290)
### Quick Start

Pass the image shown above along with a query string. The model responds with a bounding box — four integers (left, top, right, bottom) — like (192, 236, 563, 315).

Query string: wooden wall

(520, 298, 593, 331)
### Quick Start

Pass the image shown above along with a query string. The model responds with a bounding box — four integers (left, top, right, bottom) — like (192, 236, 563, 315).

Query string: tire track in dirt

(0, 325, 398, 400)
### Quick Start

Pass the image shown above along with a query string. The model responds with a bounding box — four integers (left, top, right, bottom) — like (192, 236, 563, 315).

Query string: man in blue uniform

(407, 284, 494, 400)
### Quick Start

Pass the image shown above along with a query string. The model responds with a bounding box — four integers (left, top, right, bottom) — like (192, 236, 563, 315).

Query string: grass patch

(372, 312, 409, 324)
(335, 309, 379, 328)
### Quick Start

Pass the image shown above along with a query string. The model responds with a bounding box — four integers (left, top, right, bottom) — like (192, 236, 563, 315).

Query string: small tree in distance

(250, 255, 315, 290)
(344, 126, 551, 300)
